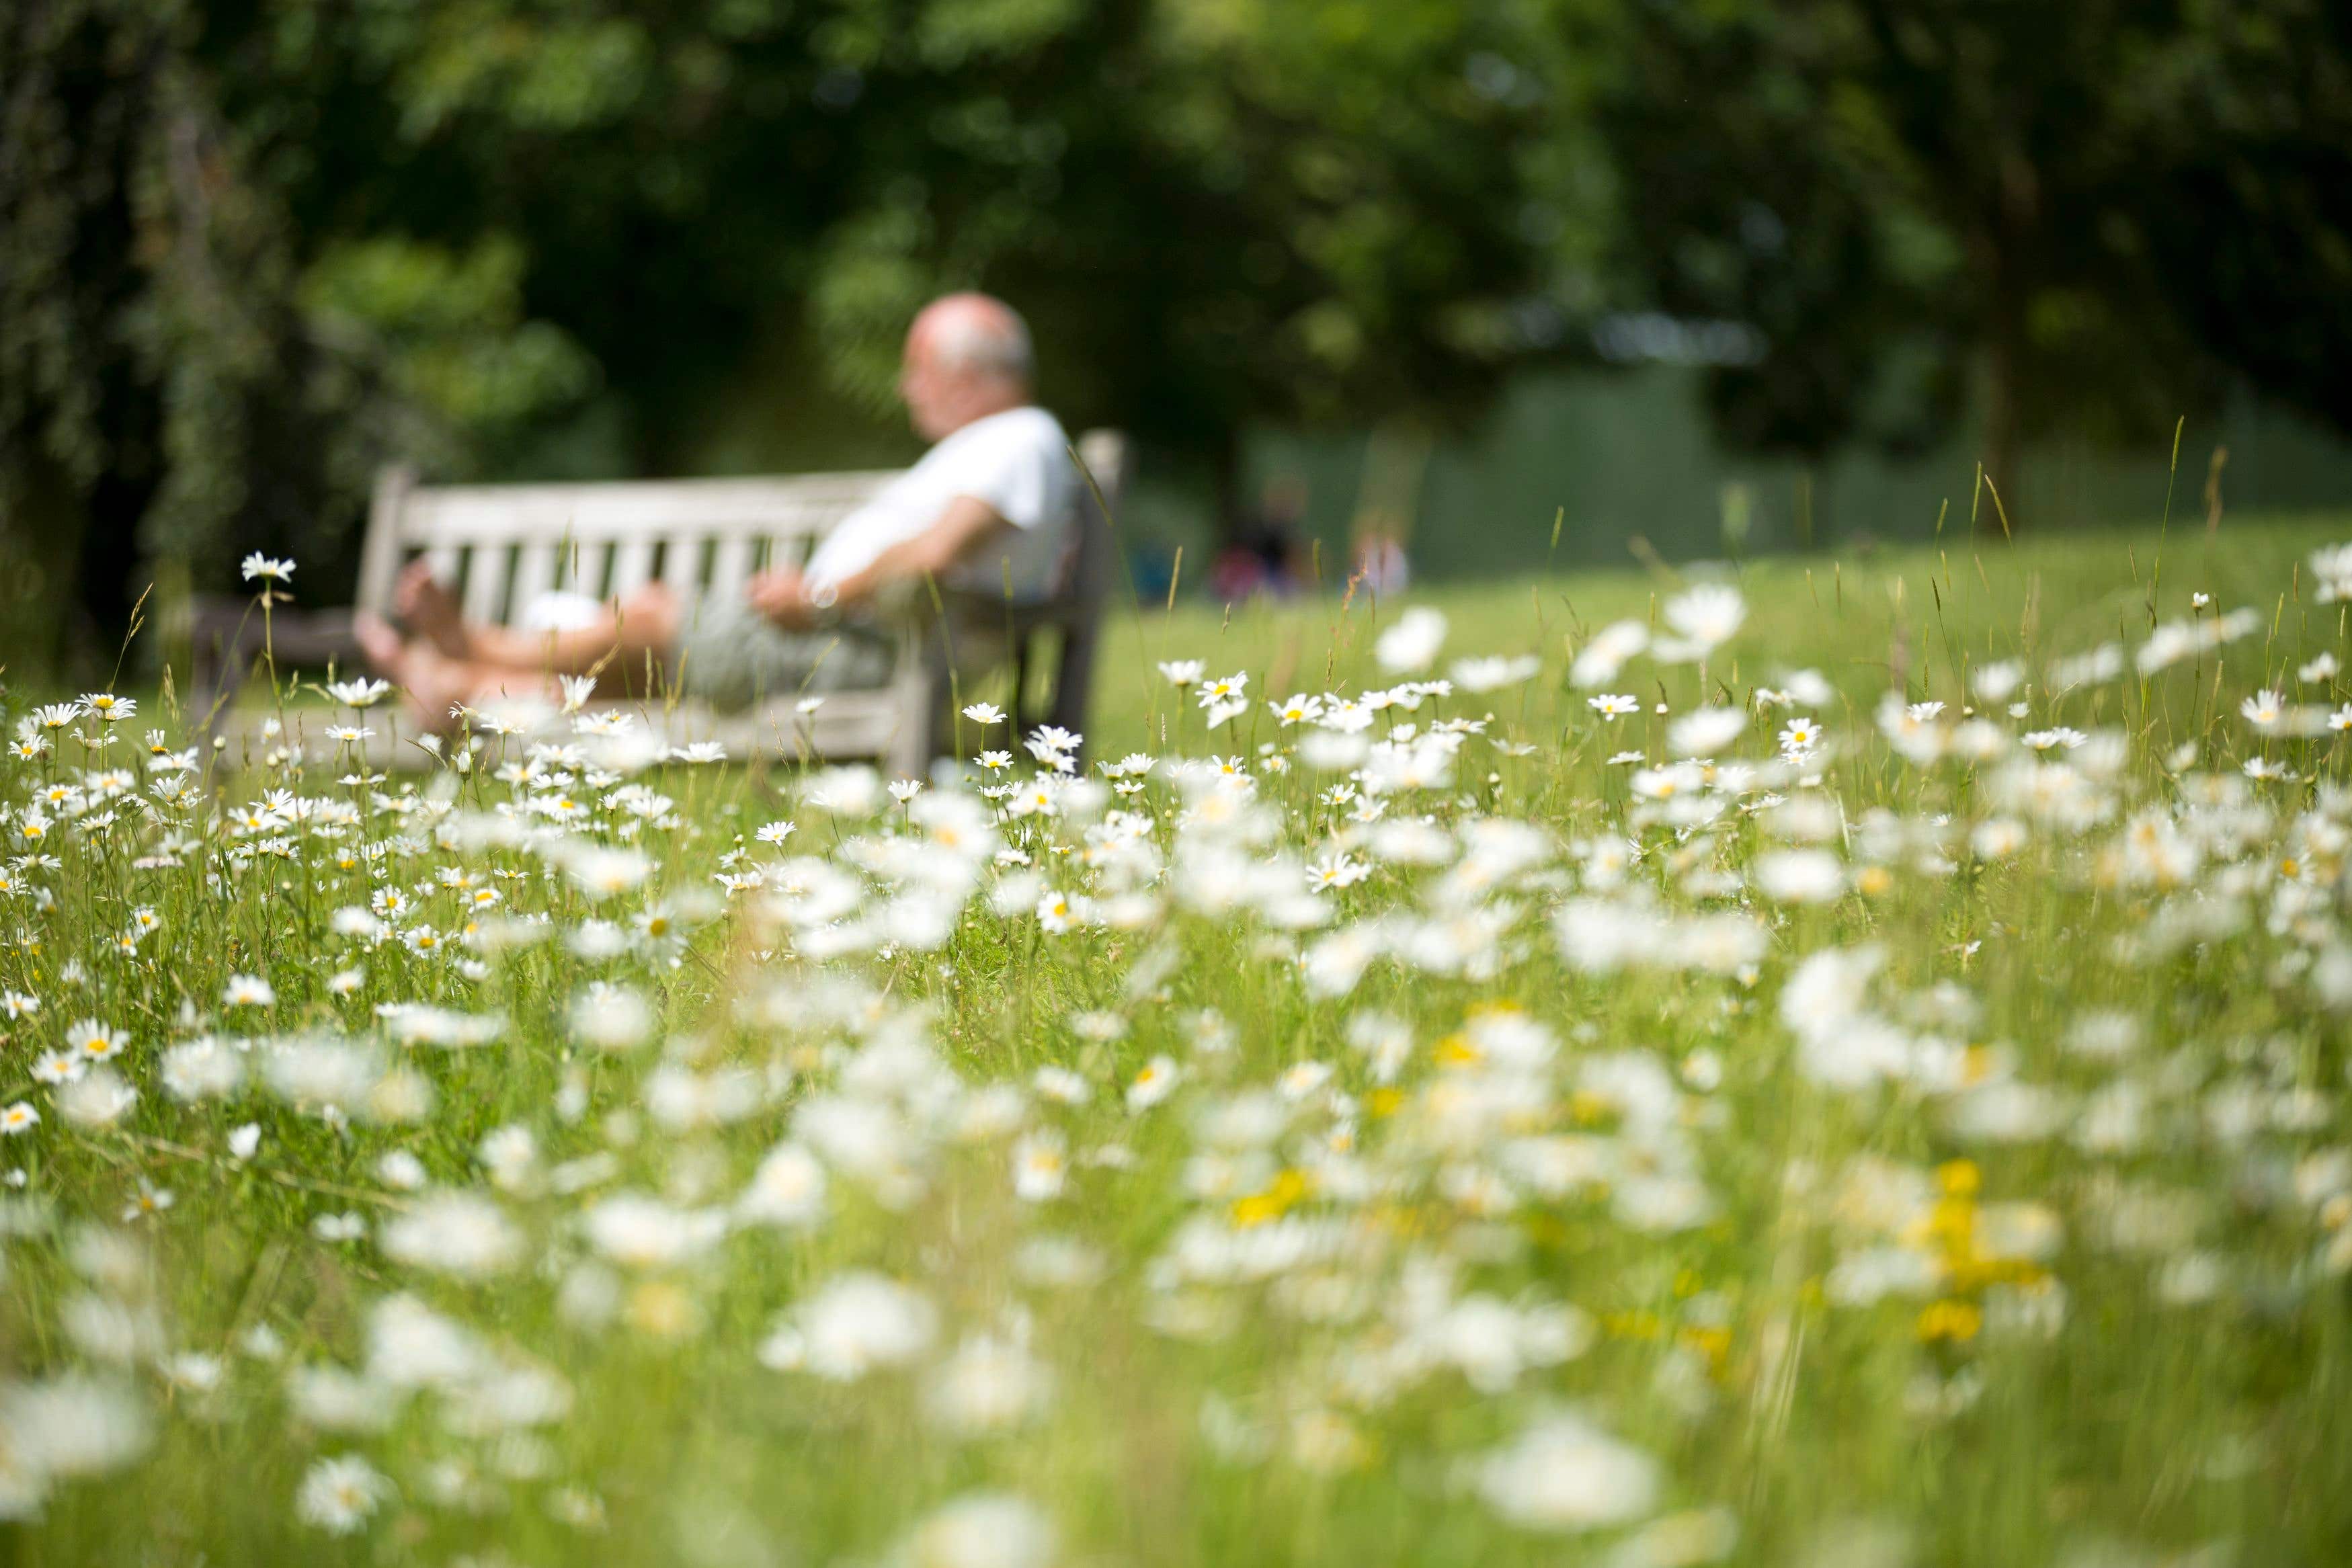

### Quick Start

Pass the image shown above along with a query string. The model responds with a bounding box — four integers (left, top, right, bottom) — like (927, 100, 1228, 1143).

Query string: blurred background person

(1209, 473, 1310, 604)
(1352, 518, 1412, 599)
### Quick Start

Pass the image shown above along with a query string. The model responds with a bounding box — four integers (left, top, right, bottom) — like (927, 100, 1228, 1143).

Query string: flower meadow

(7, 523, 2352, 1565)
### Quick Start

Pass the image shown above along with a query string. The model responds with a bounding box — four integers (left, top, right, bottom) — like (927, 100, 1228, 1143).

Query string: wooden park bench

(190, 429, 1129, 776)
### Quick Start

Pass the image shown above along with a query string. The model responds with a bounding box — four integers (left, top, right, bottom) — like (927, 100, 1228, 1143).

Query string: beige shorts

(672, 595, 897, 712)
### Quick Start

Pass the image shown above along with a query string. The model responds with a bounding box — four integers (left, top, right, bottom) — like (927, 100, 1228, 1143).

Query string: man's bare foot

(615, 581, 684, 648)
(353, 610, 410, 681)
(355, 611, 467, 732)
(395, 561, 472, 660)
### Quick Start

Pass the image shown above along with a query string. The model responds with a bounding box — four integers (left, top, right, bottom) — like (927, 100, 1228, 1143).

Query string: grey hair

(931, 304, 1035, 384)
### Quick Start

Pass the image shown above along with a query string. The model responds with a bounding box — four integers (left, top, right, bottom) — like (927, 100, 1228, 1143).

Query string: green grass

(5, 513, 2352, 1566)
(1078, 513, 2351, 749)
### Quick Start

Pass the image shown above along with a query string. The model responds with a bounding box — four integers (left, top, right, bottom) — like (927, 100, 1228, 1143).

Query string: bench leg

(885, 632, 948, 782)
(1051, 623, 1100, 770)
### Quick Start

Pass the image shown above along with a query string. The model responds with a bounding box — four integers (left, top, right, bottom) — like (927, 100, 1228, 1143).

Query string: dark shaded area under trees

(4, 0, 2349, 671)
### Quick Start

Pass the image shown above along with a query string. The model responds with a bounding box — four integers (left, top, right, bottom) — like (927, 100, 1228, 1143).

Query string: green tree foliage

(793, 0, 1564, 504)
(1568, 0, 2352, 520)
(0, 0, 596, 644)
(5, 0, 1567, 633)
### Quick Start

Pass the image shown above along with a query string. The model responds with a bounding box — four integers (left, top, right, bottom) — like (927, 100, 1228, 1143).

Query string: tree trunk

(4, 451, 104, 684)
(1983, 312, 2023, 537)
(1979, 148, 2039, 536)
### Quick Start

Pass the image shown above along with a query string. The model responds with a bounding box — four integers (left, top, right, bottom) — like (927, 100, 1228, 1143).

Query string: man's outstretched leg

(354, 579, 686, 726)
(456, 581, 682, 678)
(351, 614, 531, 728)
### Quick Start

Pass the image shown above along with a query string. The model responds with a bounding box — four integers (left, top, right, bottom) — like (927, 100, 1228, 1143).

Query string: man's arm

(831, 493, 1009, 606)
(748, 495, 1010, 626)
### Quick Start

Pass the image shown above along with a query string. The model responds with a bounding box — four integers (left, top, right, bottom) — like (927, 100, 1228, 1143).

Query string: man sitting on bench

(354, 292, 1078, 723)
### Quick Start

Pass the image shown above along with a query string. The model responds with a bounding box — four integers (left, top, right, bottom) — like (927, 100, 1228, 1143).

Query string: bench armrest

(188, 595, 363, 725)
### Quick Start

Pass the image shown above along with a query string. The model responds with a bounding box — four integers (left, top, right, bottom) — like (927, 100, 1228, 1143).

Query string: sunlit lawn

(5, 512, 2352, 1566)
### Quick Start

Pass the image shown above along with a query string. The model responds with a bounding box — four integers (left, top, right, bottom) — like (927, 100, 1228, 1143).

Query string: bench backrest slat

(705, 535, 758, 602)
(659, 534, 707, 590)
(510, 540, 560, 613)
(608, 538, 657, 599)
(398, 476, 897, 544)
(460, 542, 512, 624)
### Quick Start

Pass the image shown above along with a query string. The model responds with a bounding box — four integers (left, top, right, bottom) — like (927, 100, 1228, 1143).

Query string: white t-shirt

(804, 406, 1077, 602)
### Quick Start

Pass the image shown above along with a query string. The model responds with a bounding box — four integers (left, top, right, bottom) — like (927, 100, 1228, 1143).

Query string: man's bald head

(912, 294, 1033, 384)
(900, 293, 1035, 441)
